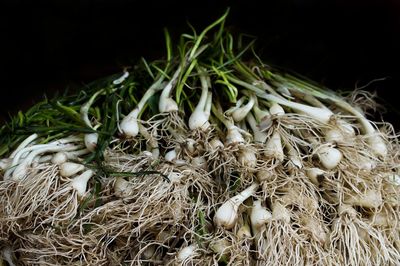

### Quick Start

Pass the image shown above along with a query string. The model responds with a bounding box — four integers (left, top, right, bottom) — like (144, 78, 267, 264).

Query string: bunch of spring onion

(0, 9, 399, 266)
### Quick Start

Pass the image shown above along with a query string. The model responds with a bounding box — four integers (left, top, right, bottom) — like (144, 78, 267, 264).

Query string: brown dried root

(0, 163, 60, 235)
(328, 204, 399, 266)
(253, 201, 307, 266)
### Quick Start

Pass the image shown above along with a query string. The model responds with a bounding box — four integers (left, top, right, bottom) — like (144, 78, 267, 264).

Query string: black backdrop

(1, 0, 400, 128)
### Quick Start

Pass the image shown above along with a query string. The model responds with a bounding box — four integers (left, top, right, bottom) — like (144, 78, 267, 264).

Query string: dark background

(1, 0, 400, 128)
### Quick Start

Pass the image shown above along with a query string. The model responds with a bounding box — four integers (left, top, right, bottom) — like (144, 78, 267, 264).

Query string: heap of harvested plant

(0, 11, 399, 266)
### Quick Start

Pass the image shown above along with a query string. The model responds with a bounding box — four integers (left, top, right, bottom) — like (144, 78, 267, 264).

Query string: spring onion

(0, 10, 398, 265)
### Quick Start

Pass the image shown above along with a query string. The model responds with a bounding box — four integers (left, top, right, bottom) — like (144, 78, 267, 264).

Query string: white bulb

(141, 245, 156, 260)
(191, 156, 207, 169)
(370, 212, 389, 227)
(272, 202, 291, 223)
(168, 171, 181, 184)
(177, 244, 197, 261)
(119, 109, 139, 138)
(185, 138, 196, 154)
(388, 173, 400, 186)
(367, 134, 387, 159)
(338, 119, 355, 136)
(250, 200, 272, 232)
(84, 133, 98, 152)
(316, 145, 342, 170)
(214, 183, 259, 229)
(214, 200, 239, 230)
(60, 162, 85, 177)
(264, 131, 284, 161)
(71, 169, 94, 197)
(51, 152, 68, 165)
(165, 149, 177, 162)
(269, 103, 285, 116)
(324, 128, 344, 143)
(256, 170, 272, 182)
(210, 138, 224, 150)
(238, 147, 257, 168)
(189, 110, 210, 130)
(114, 177, 132, 198)
(344, 190, 382, 208)
(209, 239, 230, 258)
(306, 167, 326, 185)
(159, 97, 178, 113)
(237, 223, 252, 239)
(225, 126, 244, 145)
